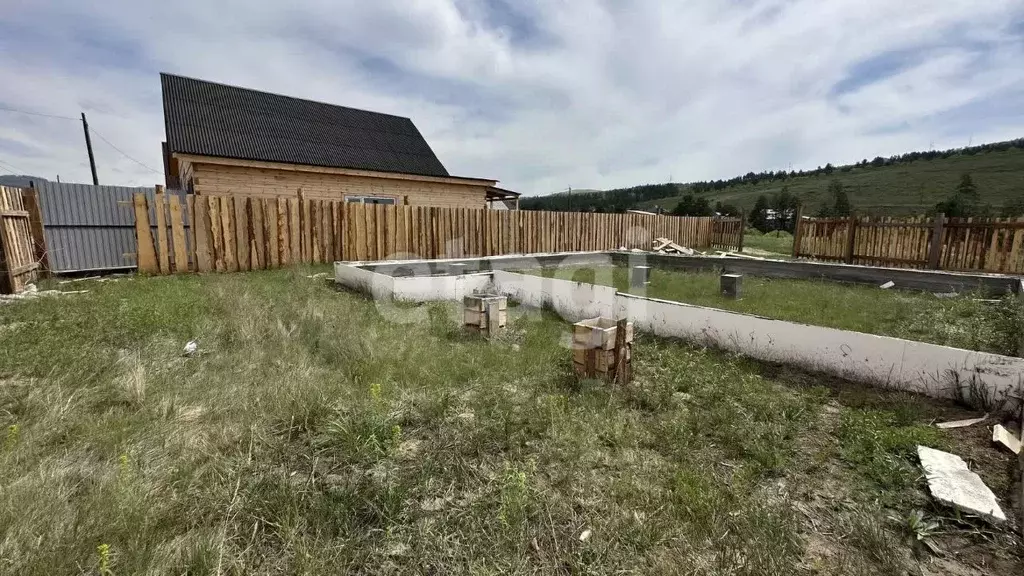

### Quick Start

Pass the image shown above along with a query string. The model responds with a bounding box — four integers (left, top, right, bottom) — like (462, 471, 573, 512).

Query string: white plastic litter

(879, 281, 895, 289)
(183, 340, 199, 357)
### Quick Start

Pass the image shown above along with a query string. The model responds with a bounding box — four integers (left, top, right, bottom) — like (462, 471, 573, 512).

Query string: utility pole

(81, 112, 99, 185)
(567, 186, 571, 211)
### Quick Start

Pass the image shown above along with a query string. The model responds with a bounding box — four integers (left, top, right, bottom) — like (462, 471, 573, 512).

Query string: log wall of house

(190, 160, 488, 208)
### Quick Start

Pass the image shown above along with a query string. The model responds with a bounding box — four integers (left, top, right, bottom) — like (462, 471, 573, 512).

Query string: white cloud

(0, 0, 1022, 194)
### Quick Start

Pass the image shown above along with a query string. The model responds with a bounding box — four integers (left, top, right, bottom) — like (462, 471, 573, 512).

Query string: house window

(345, 196, 396, 205)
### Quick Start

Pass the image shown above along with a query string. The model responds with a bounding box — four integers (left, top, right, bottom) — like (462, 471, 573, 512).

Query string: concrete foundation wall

(356, 251, 614, 276)
(615, 293, 1023, 411)
(614, 252, 1024, 295)
(492, 270, 617, 322)
(335, 254, 1024, 412)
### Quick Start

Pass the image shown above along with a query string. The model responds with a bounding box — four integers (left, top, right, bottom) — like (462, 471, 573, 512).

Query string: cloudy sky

(1, 0, 1023, 195)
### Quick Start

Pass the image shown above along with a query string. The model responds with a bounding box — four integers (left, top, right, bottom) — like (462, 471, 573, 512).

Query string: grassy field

(526, 266, 1024, 355)
(0, 269, 1020, 574)
(637, 147, 1024, 216)
(741, 230, 794, 257)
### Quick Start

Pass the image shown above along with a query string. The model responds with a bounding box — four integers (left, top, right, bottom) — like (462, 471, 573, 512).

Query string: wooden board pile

(652, 237, 698, 255)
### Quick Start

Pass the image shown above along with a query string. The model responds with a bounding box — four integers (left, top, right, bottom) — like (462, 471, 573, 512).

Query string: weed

(97, 543, 112, 576)
(838, 408, 943, 495)
(4, 424, 17, 451)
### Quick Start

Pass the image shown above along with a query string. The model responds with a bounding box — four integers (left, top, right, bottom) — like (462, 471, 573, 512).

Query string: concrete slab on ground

(917, 446, 1006, 524)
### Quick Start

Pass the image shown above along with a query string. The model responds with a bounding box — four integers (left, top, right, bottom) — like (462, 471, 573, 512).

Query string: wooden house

(160, 73, 504, 208)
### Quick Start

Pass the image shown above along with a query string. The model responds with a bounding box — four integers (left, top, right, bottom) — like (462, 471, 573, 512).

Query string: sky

(1, 0, 1023, 196)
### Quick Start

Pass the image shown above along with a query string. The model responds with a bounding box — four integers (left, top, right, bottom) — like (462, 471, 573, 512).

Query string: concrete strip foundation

(612, 252, 1024, 296)
(335, 253, 1024, 412)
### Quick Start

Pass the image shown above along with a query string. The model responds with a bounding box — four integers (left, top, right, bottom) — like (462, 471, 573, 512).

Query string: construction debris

(717, 251, 765, 261)
(991, 424, 1021, 455)
(651, 237, 697, 255)
(0, 285, 89, 304)
(917, 446, 1006, 524)
(934, 414, 988, 429)
(880, 281, 895, 289)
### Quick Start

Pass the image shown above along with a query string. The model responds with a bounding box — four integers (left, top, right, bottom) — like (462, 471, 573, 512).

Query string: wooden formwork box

(464, 294, 507, 336)
(572, 317, 633, 382)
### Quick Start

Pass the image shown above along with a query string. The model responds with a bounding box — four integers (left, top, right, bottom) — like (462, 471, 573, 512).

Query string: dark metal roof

(161, 73, 450, 178)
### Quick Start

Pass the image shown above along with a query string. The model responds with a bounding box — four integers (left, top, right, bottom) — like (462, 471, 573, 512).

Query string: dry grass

(0, 267, 1019, 575)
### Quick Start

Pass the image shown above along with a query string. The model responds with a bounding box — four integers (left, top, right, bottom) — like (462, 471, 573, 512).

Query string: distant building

(160, 73, 502, 208)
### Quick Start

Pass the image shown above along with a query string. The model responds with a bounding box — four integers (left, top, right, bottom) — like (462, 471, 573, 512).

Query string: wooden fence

(794, 213, 1024, 273)
(0, 186, 45, 293)
(133, 191, 739, 274)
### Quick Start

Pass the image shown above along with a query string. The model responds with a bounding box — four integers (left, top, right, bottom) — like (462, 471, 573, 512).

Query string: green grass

(0, 269, 1020, 574)
(638, 147, 1024, 216)
(524, 266, 1024, 354)
(741, 231, 793, 257)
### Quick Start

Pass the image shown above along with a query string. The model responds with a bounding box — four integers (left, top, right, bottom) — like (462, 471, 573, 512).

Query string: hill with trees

(520, 138, 1024, 219)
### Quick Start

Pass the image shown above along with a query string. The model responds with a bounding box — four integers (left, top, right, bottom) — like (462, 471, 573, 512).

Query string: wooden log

(220, 196, 236, 272)
(154, 187, 170, 273)
(133, 193, 159, 273)
(209, 196, 224, 272)
(168, 194, 188, 273)
(194, 196, 212, 272)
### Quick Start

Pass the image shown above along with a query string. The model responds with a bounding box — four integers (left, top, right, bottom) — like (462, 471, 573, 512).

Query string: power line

(88, 128, 163, 175)
(1, 105, 162, 176)
(0, 105, 77, 121)
(0, 158, 31, 175)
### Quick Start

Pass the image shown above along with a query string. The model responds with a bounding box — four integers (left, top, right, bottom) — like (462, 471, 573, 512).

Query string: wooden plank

(209, 196, 225, 272)
(21, 188, 49, 275)
(385, 204, 397, 259)
(154, 187, 170, 273)
(927, 214, 944, 269)
(220, 196, 237, 272)
(252, 198, 266, 269)
(266, 199, 279, 268)
(240, 197, 254, 271)
(277, 198, 290, 266)
(187, 195, 197, 272)
(302, 192, 312, 263)
(194, 196, 212, 272)
(289, 197, 301, 264)
(311, 200, 322, 263)
(168, 195, 188, 273)
(133, 193, 159, 273)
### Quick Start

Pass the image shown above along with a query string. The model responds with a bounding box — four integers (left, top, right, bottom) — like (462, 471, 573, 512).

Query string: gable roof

(161, 73, 450, 178)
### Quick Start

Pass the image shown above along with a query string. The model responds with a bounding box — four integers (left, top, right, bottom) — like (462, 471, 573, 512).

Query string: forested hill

(520, 138, 1024, 216)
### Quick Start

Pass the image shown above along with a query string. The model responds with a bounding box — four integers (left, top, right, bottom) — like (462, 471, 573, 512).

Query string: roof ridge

(159, 72, 414, 122)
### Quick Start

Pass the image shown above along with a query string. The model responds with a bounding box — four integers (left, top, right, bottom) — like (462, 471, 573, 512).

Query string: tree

(749, 195, 770, 232)
(956, 173, 979, 202)
(671, 194, 713, 217)
(934, 173, 981, 217)
(715, 202, 741, 217)
(818, 179, 852, 217)
(771, 187, 801, 232)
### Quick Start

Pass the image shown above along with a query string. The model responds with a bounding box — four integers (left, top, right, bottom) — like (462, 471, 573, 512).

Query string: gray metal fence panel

(34, 181, 189, 273)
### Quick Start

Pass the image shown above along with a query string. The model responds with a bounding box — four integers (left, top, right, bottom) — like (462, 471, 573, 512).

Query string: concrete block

(630, 266, 651, 288)
(720, 273, 743, 299)
(918, 446, 1006, 524)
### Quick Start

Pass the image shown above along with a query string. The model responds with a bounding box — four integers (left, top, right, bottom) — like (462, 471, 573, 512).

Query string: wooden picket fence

(132, 190, 739, 274)
(0, 186, 46, 293)
(794, 213, 1024, 273)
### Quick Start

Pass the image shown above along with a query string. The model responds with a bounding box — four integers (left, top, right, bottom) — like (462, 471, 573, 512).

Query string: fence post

(738, 211, 745, 252)
(844, 215, 857, 264)
(927, 213, 945, 269)
(21, 187, 50, 277)
(791, 204, 804, 257)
